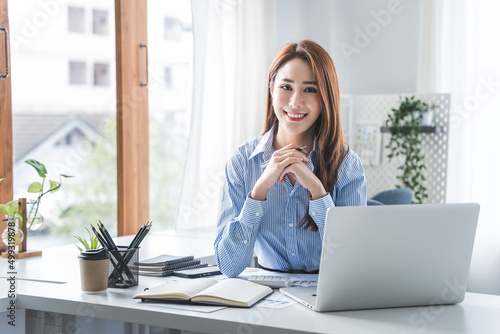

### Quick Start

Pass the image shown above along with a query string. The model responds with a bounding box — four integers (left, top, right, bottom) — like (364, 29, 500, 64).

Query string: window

(68, 7, 86, 33)
(93, 9, 109, 35)
(69, 61, 87, 85)
(149, 1, 193, 230)
(94, 63, 110, 86)
(9, 1, 117, 249)
(164, 17, 181, 40)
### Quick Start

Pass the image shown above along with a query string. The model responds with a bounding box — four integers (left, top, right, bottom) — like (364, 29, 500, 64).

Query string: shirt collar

(249, 128, 274, 162)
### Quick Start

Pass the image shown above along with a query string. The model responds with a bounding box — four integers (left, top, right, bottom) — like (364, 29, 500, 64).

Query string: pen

(260, 146, 307, 169)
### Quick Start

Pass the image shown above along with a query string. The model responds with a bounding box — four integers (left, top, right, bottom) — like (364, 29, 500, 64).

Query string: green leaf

(49, 180, 60, 193)
(25, 159, 47, 178)
(0, 200, 22, 224)
(74, 228, 101, 250)
(6, 200, 19, 216)
(28, 182, 43, 193)
(60, 174, 74, 178)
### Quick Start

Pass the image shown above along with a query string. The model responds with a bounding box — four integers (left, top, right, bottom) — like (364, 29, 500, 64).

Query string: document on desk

(253, 291, 298, 309)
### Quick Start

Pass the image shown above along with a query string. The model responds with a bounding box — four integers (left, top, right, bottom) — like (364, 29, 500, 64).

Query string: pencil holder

(107, 246, 139, 288)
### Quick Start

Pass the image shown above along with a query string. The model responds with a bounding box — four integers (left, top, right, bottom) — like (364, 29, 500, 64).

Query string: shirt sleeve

(334, 148, 367, 207)
(214, 150, 267, 278)
(309, 148, 367, 236)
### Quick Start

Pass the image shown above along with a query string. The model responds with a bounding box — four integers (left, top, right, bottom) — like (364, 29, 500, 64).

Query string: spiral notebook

(135, 254, 195, 267)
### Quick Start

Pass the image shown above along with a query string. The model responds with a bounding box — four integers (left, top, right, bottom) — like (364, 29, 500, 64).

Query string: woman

(214, 40, 366, 278)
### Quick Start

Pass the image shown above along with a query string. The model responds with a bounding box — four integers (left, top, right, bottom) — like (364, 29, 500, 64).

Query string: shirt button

(255, 212, 260, 216)
(288, 223, 293, 228)
(291, 253, 295, 256)
(243, 240, 247, 244)
(311, 211, 316, 216)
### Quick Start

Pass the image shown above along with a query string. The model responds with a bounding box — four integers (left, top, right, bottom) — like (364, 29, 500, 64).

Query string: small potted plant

(74, 228, 101, 251)
(384, 96, 429, 203)
(74, 228, 109, 293)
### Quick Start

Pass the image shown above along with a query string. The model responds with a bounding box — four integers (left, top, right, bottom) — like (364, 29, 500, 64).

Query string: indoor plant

(24, 159, 73, 229)
(0, 190, 24, 247)
(0, 159, 73, 244)
(384, 96, 429, 203)
(74, 228, 101, 251)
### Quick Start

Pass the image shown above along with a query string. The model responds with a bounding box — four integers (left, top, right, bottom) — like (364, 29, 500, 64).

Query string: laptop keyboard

(247, 275, 290, 288)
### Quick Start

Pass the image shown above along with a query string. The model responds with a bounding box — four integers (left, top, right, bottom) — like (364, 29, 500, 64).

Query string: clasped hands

(251, 144, 327, 201)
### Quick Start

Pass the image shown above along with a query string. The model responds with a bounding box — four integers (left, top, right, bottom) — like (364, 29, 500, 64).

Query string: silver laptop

(280, 203, 480, 312)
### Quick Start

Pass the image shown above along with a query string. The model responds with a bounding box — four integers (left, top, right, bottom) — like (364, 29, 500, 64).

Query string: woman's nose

(289, 91, 303, 108)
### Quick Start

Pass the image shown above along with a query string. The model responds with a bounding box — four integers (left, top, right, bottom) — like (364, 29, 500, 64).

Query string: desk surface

(2, 231, 500, 334)
(1, 230, 216, 283)
(11, 279, 500, 334)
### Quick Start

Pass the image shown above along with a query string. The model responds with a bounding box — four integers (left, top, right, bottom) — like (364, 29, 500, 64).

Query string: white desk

(3, 230, 217, 283)
(2, 231, 500, 333)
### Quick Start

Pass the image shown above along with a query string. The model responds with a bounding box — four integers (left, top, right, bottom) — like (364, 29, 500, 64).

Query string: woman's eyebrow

(281, 78, 318, 85)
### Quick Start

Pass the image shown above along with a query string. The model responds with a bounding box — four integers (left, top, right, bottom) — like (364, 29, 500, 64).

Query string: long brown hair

(262, 40, 347, 231)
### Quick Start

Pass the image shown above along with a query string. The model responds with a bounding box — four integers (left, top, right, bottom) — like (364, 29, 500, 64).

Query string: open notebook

(134, 278, 272, 307)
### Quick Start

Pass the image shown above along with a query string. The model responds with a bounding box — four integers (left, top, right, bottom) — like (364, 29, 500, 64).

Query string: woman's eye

(305, 87, 317, 93)
(280, 85, 292, 91)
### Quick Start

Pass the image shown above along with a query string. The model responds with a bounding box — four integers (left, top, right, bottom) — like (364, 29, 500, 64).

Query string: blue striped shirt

(214, 129, 367, 277)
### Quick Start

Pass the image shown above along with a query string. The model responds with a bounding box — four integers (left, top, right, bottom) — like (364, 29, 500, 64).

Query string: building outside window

(7, 0, 192, 248)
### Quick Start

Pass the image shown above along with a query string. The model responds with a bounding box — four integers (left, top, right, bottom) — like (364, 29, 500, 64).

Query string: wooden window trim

(0, 0, 13, 248)
(115, 0, 150, 236)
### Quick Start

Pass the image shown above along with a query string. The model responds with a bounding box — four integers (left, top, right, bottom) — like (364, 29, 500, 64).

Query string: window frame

(115, 0, 150, 236)
(0, 0, 149, 240)
(0, 0, 13, 219)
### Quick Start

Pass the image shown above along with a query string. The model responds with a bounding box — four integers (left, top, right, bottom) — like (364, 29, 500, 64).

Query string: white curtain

(419, 0, 500, 295)
(416, 0, 443, 93)
(176, 0, 276, 230)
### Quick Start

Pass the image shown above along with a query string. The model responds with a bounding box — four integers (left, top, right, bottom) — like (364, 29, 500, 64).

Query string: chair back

(370, 188, 413, 205)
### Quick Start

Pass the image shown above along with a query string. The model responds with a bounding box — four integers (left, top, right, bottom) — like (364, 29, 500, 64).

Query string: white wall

(275, 0, 420, 94)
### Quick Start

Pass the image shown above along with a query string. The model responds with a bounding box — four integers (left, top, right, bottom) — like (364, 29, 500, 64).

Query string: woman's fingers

(277, 156, 303, 169)
(272, 150, 309, 165)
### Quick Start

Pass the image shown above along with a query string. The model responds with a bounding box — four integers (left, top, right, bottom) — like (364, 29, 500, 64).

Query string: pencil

(128, 221, 147, 249)
(90, 224, 109, 249)
(98, 220, 117, 250)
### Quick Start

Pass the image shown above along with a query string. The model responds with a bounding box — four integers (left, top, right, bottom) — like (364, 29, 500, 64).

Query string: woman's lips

(285, 111, 307, 121)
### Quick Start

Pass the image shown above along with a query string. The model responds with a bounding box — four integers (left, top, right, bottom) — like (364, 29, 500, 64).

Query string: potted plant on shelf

(384, 96, 429, 204)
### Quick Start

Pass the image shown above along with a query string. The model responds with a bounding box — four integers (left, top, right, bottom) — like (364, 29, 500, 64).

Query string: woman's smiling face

(272, 57, 322, 138)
